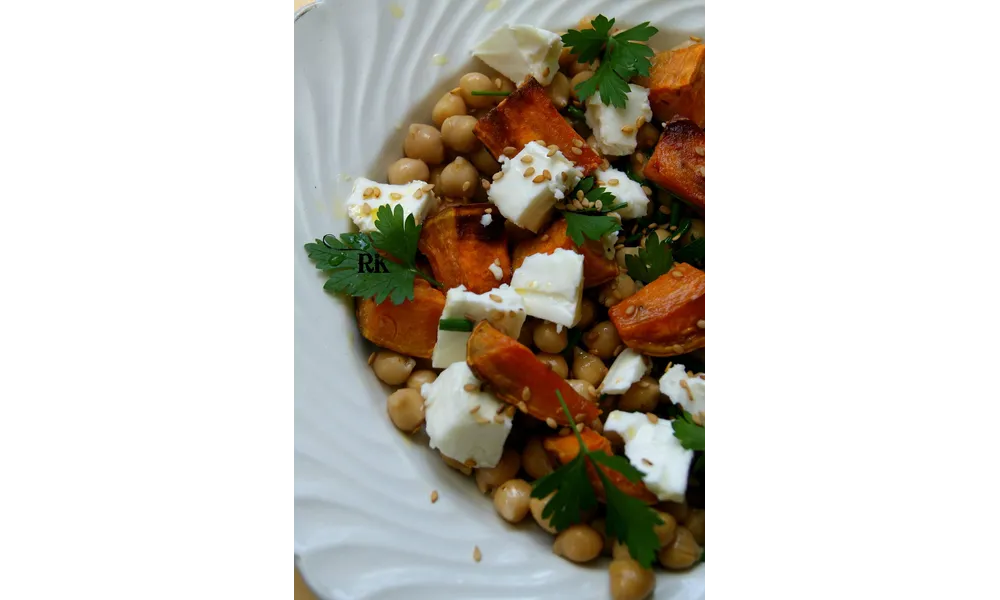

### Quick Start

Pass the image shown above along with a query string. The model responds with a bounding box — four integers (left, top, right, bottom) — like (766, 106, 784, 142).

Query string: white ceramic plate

(294, 1, 705, 598)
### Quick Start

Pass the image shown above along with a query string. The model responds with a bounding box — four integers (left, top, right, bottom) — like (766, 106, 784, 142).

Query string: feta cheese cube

(599, 349, 650, 394)
(585, 84, 653, 156)
(659, 363, 706, 424)
(596, 167, 650, 220)
(487, 141, 581, 233)
(421, 362, 513, 468)
(344, 177, 435, 233)
(604, 410, 693, 503)
(432, 284, 526, 369)
(472, 25, 563, 86)
(510, 248, 584, 327)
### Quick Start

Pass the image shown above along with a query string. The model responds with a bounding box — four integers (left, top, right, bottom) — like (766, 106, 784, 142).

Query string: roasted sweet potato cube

(474, 78, 603, 176)
(356, 279, 445, 358)
(544, 429, 658, 504)
(643, 118, 705, 213)
(417, 203, 511, 294)
(608, 262, 705, 356)
(466, 321, 601, 428)
(636, 44, 705, 127)
(511, 218, 618, 288)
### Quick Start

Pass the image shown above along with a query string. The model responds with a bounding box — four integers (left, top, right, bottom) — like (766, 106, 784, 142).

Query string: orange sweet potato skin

(511, 218, 618, 288)
(544, 429, 658, 504)
(474, 78, 603, 176)
(608, 262, 705, 357)
(356, 279, 445, 358)
(636, 44, 705, 127)
(417, 204, 511, 294)
(467, 322, 601, 427)
(643, 118, 705, 213)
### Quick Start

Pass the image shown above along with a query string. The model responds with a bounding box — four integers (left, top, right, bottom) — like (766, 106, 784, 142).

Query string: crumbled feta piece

(480, 213, 493, 227)
(472, 25, 563, 86)
(584, 84, 653, 156)
(604, 410, 693, 502)
(510, 248, 583, 327)
(488, 142, 581, 233)
(659, 364, 705, 424)
(432, 284, 526, 368)
(600, 230, 619, 260)
(344, 177, 435, 233)
(596, 167, 649, 220)
(488, 262, 503, 281)
(599, 349, 650, 394)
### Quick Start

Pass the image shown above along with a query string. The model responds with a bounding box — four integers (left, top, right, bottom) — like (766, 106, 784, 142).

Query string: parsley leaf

(562, 211, 621, 246)
(593, 456, 664, 568)
(625, 229, 673, 283)
(562, 16, 658, 108)
(672, 411, 705, 451)
(304, 204, 440, 305)
(673, 237, 705, 268)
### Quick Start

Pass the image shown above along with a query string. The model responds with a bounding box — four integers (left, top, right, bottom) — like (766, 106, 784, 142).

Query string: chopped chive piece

(566, 105, 586, 120)
(470, 90, 511, 96)
(439, 318, 475, 332)
(669, 200, 683, 227)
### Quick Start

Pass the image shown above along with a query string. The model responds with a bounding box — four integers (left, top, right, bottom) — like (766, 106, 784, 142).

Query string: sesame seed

(534, 139, 546, 146)
(646, 413, 659, 424)
(542, 66, 550, 78)
(505, 405, 517, 418)
(546, 417, 558, 429)
(451, 86, 462, 95)
(697, 319, 706, 329)
(414, 189, 424, 199)
(636, 116, 645, 128)
(521, 155, 534, 164)
(522, 387, 531, 401)
(596, 180, 606, 187)
(542, 169, 552, 181)
(473, 546, 482, 562)
(481, 179, 491, 191)
(431, 490, 439, 503)
(561, 172, 569, 182)
(532, 174, 545, 183)
(503, 146, 517, 157)
(493, 414, 506, 424)
(571, 147, 583, 155)
(572, 138, 583, 148)
(489, 294, 502, 303)
(465, 458, 477, 468)
(541, 234, 549, 241)
(390, 192, 402, 200)
(547, 143, 559, 153)
(647, 223, 657, 230)
(517, 401, 527, 412)
(625, 305, 636, 316)
(595, 200, 603, 210)
(464, 384, 478, 393)
(367, 352, 376, 365)
(574, 414, 585, 423)
(608, 179, 620, 187)
(621, 125, 635, 134)
(493, 258, 500, 265)
(690, 35, 702, 42)
(659, 205, 670, 215)
(547, 148, 557, 157)
(613, 345, 624, 356)
(494, 77, 503, 89)
(697, 166, 705, 177)
(642, 458, 653, 466)
(475, 415, 490, 424)
(576, 190, 584, 200)
(523, 166, 536, 177)
(467, 403, 480, 414)
(360, 203, 372, 216)
(422, 184, 435, 192)
(462, 181, 471, 191)
(641, 186, 652, 196)
(672, 270, 684, 278)
(492, 171, 504, 181)
(601, 159, 611, 170)
(373, 187, 382, 198)
(672, 344, 685, 354)
(694, 146, 705, 156)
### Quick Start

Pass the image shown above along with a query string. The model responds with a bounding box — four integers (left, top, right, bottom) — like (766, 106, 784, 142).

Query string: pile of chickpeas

(365, 17, 705, 600)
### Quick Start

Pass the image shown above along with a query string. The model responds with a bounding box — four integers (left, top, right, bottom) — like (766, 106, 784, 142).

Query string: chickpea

(591, 518, 614, 555)
(495, 76, 516, 95)
(685, 509, 705, 546)
(517, 319, 536, 347)
(386, 388, 424, 431)
(572, 347, 608, 386)
(584, 321, 622, 359)
(522, 436, 554, 480)
(493, 478, 532, 523)
(439, 156, 479, 199)
(567, 379, 598, 404)
(609, 559, 656, 600)
(405, 369, 437, 390)
(475, 448, 521, 494)
(546, 72, 571, 109)
(469, 145, 500, 176)
(529, 493, 558, 534)
(618, 376, 660, 412)
(629, 151, 647, 176)
(371, 350, 415, 385)
(615, 247, 639, 269)
(599, 273, 637, 307)
(569, 57, 599, 77)
(636, 123, 660, 149)
(577, 297, 598, 329)
(577, 15, 597, 29)
(387, 157, 430, 185)
(459, 72, 497, 109)
(442, 454, 472, 476)
(441, 115, 481, 154)
(659, 501, 690, 524)
(536, 353, 569, 378)
(682, 218, 705, 245)
(404, 124, 445, 165)
(431, 90, 467, 127)
(553, 524, 603, 563)
(653, 510, 678, 548)
(659, 526, 700, 570)
(570, 70, 594, 99)
(533, 321, 568, 353)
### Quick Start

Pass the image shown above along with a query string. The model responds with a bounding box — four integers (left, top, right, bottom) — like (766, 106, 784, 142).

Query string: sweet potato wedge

(356, 279, 445, 358)
(474, 78, 604, 176)
(511, 218, 618, 288)
(643, 118, 705, 213)
(636, 44, 705, 127)
(417, 203, 511, 294)
(544, 429, 658, 504)
(467, 321, 601, 427)
(608, 262, 705, 356)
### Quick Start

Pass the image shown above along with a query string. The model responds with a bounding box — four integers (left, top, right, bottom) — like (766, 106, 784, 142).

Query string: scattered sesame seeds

(367, 352, 376, 365)
(467, 403, 481, 413)
(540, 234, 550, 242)
(596, 180, 605, 187)
(608, 178, 620, 186)
(521, 155, 534, 164)
(493, 414, 506, 424)
(493, 257, 500, 265)
(635, 116, 646, 128)
(465, 458, 477, 468)
(647, 223, 658, 230)
(571, 147, 583, 155)
(489, 293, 502, 303)
(672, 270, 684, 278)
(625, 305, 636, 316)
(485, 207, 493, 214)
(694, 146, 705, 156)
(474, 415, 490, 425)
(532, 174, 545, 183)
(523, 166, 536, 178)
(503, 146, 517, 157)
(481, 179, 490, 191)
(646, 413, 659, 424)
(414, 189, 424, 199)
(690, 35, 702, 42)
(561, 172, 569, 182)
(431, 490, 439, 503)
(621, 125, 635, 134)
(360, 203, 372, 216)
(464, 384, 479, 393)
(522, 387, 531, 401)
(697, 166, 706, 177)
(542, 66, 550, 78)
(422, 183, 435, 192)
(505, 405, 517, 418)
(642, 458, 654, 466)
(517, 401, 528, 413)
(542, 169, 552, 181)
(641, 186, 652, 196)
(545, 417, 558, 429)
(462, 181, 471, 192)
(672, 344, 685, 354)
(373, 187, 383, 198)
(658, 205, 670, 215)
(495, 77, 503, 89)
(492, 171, 504, 181)
(473, 546, 482, 562)
(697, 319, 706, 329)
(572, 138, 584, 148)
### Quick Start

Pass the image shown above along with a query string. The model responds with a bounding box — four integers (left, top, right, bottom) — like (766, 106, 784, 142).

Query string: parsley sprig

(672, 410, 705, 451)
(531, 390, 664, 568)
(625, 229, 673, 284)
(562, 16, 658, 108)
(304, 204, 440, 305)
(560, 177, 626, 246)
